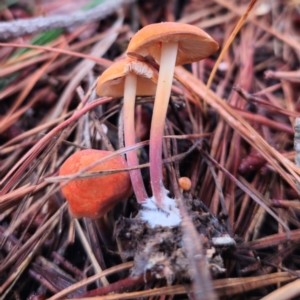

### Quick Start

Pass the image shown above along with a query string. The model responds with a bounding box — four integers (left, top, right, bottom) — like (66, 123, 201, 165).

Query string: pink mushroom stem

(149, 42, 178, 208)
(124, 73, 148, 203)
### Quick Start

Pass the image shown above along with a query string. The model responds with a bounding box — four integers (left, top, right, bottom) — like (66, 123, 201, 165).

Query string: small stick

(206, 0, 258, 90)
(0, 0, 134, 41)
(52, 252, 84, 280)
(48, 262, 133, 300)
(294, 118, 300, 195)
(81, 274, 153, 297)
(74, 219, 109, 287)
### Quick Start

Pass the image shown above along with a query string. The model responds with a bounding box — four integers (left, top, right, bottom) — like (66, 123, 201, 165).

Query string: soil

(115, 194, 232, 284)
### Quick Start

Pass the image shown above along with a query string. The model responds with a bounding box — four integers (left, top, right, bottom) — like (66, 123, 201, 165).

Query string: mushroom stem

(149, 42, 178, 208)
(124, 73, 148, 203)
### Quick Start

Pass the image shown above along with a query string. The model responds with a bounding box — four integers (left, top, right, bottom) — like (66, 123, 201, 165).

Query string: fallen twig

(0, 0, 134, 40)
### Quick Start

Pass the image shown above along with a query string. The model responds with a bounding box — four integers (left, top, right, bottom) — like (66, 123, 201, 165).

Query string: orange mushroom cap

(96, 57, 158, 98)
(127, 22, 219, 65)
(178, 177, 192, 191)
(59, 149, 132, 219)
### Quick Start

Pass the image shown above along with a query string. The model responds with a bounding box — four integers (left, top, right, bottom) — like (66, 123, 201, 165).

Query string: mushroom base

(139, 188, 182, 227)
(115, 196, 236, 284)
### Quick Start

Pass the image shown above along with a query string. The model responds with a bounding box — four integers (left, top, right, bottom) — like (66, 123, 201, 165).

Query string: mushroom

(178, 177, 192, 192)
(96, 57, 158, 204)
(127, 22, 219, 209)
(59, 149, 132, 219)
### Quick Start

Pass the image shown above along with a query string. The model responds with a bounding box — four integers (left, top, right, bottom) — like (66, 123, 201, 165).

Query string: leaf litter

(0, 0, 300, 299)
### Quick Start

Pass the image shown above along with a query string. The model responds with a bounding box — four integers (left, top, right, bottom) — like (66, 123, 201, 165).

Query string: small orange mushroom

(178, 177, 192, 192)
(59, 149, 132, 219)
(96, 57, 158, 204)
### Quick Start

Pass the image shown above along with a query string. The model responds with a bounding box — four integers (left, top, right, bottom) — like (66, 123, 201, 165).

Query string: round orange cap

(59, 149, 132, 219)
(96, 57, 158, 98)
(127, 22, 219, 65)
(178, 177, 192, 191)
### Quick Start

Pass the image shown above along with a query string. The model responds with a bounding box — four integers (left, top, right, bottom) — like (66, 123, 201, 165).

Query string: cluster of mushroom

(60, 22, 218, 228)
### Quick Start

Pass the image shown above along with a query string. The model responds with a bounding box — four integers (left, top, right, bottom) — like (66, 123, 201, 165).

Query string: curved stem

(124, 73, 148, 203)
(149, 42, 178, 208)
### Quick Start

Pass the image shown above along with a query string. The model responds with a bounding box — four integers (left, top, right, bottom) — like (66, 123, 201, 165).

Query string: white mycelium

(140, 188, 182, 228)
